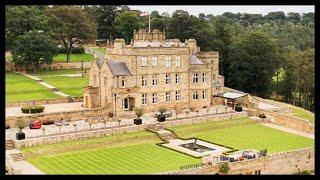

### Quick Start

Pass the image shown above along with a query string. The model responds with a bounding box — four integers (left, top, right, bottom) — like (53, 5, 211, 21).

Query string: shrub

(16, 118, 27, 132)
(219, 162, 229, 174)
(158, 107, 167, 115)
(57, 47, 85, 54)
(134, 107, 144, 119)
(21, 106, 44, 114)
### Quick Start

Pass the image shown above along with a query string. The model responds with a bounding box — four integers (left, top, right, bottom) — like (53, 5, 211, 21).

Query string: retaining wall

(6, 97, 83, 108)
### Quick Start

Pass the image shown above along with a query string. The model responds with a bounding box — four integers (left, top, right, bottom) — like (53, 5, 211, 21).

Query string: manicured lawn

(6, 72, 59, 103)
(93, 47, 106, 54)
(291, 106, 314, 124)
(53, 53, 94, 62)
(32, 70, 89, 97)
(168, 118, 313, 154)
(21, 131, 200, 174)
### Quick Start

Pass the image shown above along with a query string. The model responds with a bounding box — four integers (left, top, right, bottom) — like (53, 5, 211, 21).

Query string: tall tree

(5, 6, 46, 50)
(95, 6, 118, 41)
(12, 31, 58, 72)
(227, 32, 280, 97)
(115, 11, 142, 44)
(45, 6, 96, 63)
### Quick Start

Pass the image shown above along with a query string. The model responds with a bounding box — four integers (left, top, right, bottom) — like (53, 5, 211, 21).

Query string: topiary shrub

(21, 106, 45, 114)
(158, 107, 167, 115)
(219, 162, 229, 174)
(134, 107, 144, 119)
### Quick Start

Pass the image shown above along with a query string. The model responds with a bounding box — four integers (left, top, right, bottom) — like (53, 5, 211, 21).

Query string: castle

(83, 29, 224, 116)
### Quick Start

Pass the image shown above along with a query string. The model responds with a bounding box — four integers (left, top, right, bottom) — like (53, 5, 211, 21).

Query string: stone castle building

(83, 29, 224, 116)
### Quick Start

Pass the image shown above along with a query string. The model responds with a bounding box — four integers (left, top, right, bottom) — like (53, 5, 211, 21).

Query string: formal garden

(6, 72, 59, 103)
(19, 117, 313, 174)
(167, 117, 313, 154)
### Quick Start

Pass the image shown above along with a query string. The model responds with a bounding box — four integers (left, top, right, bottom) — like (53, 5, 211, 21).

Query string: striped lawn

(168, 117, 313, 154)
(22, 131, 200, 174)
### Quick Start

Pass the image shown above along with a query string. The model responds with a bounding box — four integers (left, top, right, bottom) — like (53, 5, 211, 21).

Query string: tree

(45, 6, 96, 63)
(115, 11, 142, 44)
(286, 12, 301, 24)
(5, 6, 46, 50)
(227, 32, 280, 98)
(95, 6, 119, 41)
(264, 11, 286, 21)
(12, 31, 58, 72)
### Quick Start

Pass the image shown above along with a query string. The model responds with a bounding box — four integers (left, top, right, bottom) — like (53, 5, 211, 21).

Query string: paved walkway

(6, 102, 85, 117)
(261, 123, 314, 139)
(18, 72, 72, 98)
(6, 149, 44, 174)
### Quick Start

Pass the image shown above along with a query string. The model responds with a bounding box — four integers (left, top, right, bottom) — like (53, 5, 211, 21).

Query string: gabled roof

(189, 55, 204, 65)
(107, 60, 132, 76)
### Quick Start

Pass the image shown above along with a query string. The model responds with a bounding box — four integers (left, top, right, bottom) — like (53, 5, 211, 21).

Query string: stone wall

(6, 108, 107, 128)
(12, 111, 247, 148)
(165, 147, 314, 175)
(6, 97, 83, 108)
(246, 108, 314, 134)
(267, 111, 314, 134)
(40, 62, 92, 70)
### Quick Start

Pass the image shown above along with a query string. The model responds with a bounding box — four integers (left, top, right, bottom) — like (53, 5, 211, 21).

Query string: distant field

(291, 106, 315, 124)
(21, 131, 200, 174)
(32, 69, 89, 97)
(53, 53, 94, 62)
(168, 117, 313, 154)
(6, 72, 59, 103)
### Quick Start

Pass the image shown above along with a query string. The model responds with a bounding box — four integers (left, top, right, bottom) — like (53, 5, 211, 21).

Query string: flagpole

(148, 12, 151, 33)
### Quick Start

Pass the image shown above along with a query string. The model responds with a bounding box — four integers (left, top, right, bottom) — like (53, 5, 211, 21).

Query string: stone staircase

(6, 140, 15, 150)
(158, 130, 178, 141)
(10, 153, 25, 161)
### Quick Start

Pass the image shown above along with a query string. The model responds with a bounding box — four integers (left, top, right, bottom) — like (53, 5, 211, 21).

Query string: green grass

(6, 72, 59, 103)
(53, 53, 94, 62)
(291, 106, 315, 124)
(168, 117, 313, 154)
(93, 47, 106, 54)
(32, 69, 89, 97)
(21, 131, 200, 174)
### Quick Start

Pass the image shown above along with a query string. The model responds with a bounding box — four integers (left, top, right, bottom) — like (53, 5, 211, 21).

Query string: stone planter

(134, 118, 142, 125)
(235, 105, 242, 112)
(16, 132, 25, 140)
(157, 114, 166, 122)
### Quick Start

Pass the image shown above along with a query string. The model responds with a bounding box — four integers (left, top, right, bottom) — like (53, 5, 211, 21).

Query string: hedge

(21, 106, 45, 114)
(57, 47, 85, 54)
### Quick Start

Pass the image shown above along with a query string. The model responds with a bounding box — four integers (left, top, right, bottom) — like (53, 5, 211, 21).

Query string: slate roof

(107, 60, 132, 76)
(189, 55, 204, 65)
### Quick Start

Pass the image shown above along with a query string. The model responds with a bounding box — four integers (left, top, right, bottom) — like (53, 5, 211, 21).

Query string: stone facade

(84, 29, 224, 116)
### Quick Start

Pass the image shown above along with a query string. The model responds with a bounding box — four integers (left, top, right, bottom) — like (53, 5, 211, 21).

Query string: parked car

(29, 120, 41, 129)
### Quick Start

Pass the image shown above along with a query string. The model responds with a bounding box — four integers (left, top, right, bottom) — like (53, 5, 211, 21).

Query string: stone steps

(10, 153, 25, 161)
(6, 140, 15, 150)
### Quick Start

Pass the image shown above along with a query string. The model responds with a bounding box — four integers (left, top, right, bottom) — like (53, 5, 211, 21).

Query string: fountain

(180, 139, 215, 153)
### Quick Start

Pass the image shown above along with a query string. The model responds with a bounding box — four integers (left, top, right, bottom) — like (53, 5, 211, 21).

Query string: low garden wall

(12, 111, 247, 148)
(165, 147, 314, 175)
(246, 108, 314, 134)
(39, 62, 92, 70)
(162, 111, 248, 128)
(6, 107, 107, 128)
(6, 97, 83, 108)
(267, 111, 314, 134)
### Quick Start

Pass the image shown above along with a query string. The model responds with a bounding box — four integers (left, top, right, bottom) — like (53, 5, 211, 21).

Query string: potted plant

(158, 107, 167, 122)
(235, 104, 242, 112)
(134, 107, 144, 125)
(16, 118, 27, 140)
